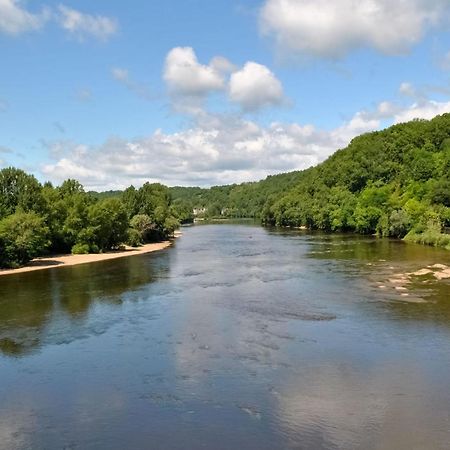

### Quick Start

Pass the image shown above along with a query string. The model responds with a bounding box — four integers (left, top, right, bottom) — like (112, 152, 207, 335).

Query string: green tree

(130, 214, 154, 243)
(0, 168, 43, 219)
(86, 198, 129, 251)
(0, 211, 49, 268)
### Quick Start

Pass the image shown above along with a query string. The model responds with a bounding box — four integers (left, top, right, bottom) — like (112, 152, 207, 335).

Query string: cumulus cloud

(57, 5, 118, 41)
(393, 100, 450, 123)
(260, 0, 448, 58)
(40, 81, 450, 191)
(162, 47, 286, 114)
(210, 56, 237, 74)
(41, 110, 379, 190)
(229, 62, 284, 111)
(164, 47, 226, 97)
(0, 0, 49, 35)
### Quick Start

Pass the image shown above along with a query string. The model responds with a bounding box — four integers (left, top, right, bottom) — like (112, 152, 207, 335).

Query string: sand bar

(0, 241, 173, 277)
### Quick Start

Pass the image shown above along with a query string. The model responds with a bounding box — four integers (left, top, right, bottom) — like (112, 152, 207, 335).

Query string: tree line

(0, 172, 186, 268)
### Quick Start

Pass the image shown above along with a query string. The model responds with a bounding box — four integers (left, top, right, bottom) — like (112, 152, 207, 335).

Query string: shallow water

(1, 224, 450, 450)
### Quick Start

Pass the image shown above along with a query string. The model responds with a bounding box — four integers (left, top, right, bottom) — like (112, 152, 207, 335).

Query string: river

(1, 223, 450, 449)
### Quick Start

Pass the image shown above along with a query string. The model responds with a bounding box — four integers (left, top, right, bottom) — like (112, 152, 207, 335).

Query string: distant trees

(0, 170, 180, 268)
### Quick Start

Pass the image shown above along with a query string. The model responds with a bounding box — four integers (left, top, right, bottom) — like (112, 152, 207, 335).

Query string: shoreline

(0, 239, 176, 277)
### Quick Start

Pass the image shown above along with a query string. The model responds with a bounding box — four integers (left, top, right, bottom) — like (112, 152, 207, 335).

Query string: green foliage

(0, 174, 180, 267)
(71, 243, 90, 255)
(259, 113, 450, 247)
(0, 168, 43, 219)
(388, 210, 411, 238)
(129, 214, 154, 243)
(86, 199, 129, 252)
(163, 216, 179, 236)
(126, 228, 142, 247)
(0, 211, 49, 268)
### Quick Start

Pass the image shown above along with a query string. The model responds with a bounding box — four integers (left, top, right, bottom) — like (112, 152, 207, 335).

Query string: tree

(0, 168, 43, 219)
(86, 198, 129, 251)
(129, 214, 154, 243)
(0, 211, 49, 268)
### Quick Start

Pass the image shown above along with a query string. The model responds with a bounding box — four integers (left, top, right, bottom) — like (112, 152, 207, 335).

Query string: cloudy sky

(2, 0, 450, 190)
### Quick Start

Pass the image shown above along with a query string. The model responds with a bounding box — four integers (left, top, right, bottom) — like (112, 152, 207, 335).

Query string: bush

(71, 243, 90, 254)
(0, 211, 49, 268)
(388, 210, 411, 238)
(127, 228, 142, 247)
(404, 228, 450, 248)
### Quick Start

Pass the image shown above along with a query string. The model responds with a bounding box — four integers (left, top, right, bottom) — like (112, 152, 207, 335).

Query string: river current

(1, 223, 450, 449)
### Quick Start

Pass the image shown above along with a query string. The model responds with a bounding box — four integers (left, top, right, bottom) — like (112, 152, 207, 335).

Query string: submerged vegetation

(1, 113, 450, 268)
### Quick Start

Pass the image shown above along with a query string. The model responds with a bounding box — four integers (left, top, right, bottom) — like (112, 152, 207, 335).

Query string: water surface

(1, 224, 450, 449)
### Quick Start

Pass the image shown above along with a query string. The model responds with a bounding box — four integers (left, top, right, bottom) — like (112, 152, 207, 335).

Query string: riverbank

(0, 240, 175, 277)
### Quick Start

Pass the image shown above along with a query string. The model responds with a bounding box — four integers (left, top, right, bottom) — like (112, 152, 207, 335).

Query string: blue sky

(1, 0, 450, 189)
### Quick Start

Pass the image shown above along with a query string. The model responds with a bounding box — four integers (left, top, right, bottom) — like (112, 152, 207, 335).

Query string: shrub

(126, 228, 142, 247)
(71, 243, 90, 254)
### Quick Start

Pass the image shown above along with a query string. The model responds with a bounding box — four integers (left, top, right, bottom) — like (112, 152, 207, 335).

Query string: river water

(1, 223, 450, 450)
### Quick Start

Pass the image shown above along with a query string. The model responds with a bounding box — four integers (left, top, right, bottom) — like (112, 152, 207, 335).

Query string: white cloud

(57, 4, 118, 41)
(41, 110, 379, 190)
(399, 82, 417, 98)
(41, 90, 450, 191)
(163, 47, 285, 114)
(260, 0, 448, 59)
(0, 0, 49, 35)
(229, 62, 284, 111)
(210, 56, 237, 74)
(0, 2, 118, 41)
(393, 100, 450, 123)
(163, 47, 226, 97)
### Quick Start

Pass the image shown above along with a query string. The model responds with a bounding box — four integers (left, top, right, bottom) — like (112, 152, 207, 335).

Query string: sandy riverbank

(0, 241, 174, 277)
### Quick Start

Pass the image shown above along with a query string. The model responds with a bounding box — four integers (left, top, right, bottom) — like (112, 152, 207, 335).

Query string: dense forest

(1, 113, 450, 269)
(0, 173, 182, 268)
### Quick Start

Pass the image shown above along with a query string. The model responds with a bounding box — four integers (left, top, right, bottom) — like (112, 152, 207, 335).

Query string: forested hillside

(261, 114, 450, 246)
(169, 170, 303, 218)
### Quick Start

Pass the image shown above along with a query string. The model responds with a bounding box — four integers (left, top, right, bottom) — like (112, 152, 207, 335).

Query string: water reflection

(276, 359, 450, 449)
(0, 251, 170, 356)
(0, 225, 449, 449)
